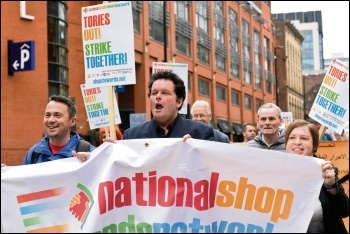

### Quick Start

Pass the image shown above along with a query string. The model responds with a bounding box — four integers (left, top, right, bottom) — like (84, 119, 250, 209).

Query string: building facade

(273, 11, 324, 71)
(1, 1, 278, 165)
(273, 19, 304, 119)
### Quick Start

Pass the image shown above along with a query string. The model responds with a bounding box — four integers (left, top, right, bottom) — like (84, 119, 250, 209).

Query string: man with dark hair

(22, 95, 95, 164)
(242, 123, 257, 143)
(123, 71, 214, 140)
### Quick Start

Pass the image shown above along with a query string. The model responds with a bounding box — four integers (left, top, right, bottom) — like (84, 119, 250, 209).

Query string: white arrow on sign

(13, 60, 20, 70)
(20, 44, 30, 50)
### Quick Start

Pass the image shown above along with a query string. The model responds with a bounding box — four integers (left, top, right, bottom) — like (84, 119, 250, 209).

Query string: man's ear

(70, 117, 77, 128)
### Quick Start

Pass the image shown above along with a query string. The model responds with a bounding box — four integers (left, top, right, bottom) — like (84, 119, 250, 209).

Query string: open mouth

(155, 103, 163, 109)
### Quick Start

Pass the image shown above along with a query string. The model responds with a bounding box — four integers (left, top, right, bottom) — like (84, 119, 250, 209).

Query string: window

(266, 78, 272, 93)
(175, 2, 192, 56)
(264, 36, 272, 93)
(198, 77, 210, 97)
(231, 90, 240, 106)
(47, 1, 68, 97)
(229, 8, 240, 79)
(196, 1, 208, 33)
(256, 99, 262, 112)
(149, 2, 165, 44)
(254, 30, 261, 89)
(132, 1, 142, 33)
(196, 1, 210, 65)
(176, 34, 191, 56)
(301, 30, 314, 70)
(197, 44, 210, 65)
(174, 1, 188, 21)
(214, 1, 226, 72)
(216, 53, 226, 72)
(244, 95, 252, 109)
(242, 19, 251, 85)
(216, 85, 226, 102)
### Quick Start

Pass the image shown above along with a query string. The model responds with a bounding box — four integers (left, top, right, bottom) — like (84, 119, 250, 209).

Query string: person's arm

(22, 148, 34, 165)
(203, 126, 214, 141)
(75, 138, 114, 161)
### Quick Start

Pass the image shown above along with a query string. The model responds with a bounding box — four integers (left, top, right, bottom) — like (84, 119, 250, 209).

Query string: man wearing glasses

(191, 100, 230, 143)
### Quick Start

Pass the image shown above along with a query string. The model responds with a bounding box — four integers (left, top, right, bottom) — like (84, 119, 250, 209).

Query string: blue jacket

(123, 115, 214, 141)
(22, 132, 95, 165)
(213, 129, 230, 143)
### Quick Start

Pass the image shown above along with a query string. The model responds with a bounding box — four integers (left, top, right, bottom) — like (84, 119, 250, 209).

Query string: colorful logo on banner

(16, 184, 94, 232)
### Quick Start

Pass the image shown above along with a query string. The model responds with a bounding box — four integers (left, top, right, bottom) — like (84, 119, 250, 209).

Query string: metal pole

(163, 2, 167, 62)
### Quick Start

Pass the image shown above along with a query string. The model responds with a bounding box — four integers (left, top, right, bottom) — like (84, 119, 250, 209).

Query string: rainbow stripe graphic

(17, 187, 70, 233)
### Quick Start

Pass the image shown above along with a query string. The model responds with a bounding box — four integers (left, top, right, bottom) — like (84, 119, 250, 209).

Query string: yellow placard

(316, 140, 349, 231)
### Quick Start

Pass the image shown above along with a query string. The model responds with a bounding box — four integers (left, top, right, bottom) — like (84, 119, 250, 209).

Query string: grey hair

(191, 100, 212, 115)
(257, 103, 282, 118)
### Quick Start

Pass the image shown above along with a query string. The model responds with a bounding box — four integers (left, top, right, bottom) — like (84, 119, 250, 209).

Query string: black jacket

(314, 156, 349, 233)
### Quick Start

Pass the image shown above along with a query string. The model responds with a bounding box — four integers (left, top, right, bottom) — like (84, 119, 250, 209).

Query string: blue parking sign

(9, 41, 35, 74)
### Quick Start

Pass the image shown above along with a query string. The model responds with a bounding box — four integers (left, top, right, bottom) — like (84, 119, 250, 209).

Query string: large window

(301, 30, 314, 70)
(242, 19, 251, 84)
(254, 30, 262, 89)
(198, 77, 210, 97)
(244, 95, 252, 110)
(48, 1, 68, 97)
(175, 1, 191, 56)
(196, 1, 210, 65)
(132, 1, 142, 33)
(149, 2, 165, 44)
(264, 36, 272, 93)
(231, 90, 240, 106)
(229, 8, 240, 79)
(196, 1, 208, 32)
(214, 1, 226, 72)
(256, 99, 263, 112)
(216, 85, 226, 102)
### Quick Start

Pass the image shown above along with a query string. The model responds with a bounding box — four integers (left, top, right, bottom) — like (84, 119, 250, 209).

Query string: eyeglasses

(192, 114, 207, 118)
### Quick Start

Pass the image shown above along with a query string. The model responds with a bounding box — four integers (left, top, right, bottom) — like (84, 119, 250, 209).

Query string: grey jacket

(245, 128, 285, 151)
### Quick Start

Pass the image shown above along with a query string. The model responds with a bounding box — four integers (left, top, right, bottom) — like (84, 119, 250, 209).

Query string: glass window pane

(59, 21, 66, 45)
(58, 2, 66, 20)
(47, 2, 58, 17)
(48, 64, 59, 82)
(48, 18, 58, 43)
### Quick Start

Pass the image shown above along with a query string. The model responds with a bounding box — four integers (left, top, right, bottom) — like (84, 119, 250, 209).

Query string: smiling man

(123, 71, 214, 141)
(22, 95, 95, 165)
(245, 103, 285, 151)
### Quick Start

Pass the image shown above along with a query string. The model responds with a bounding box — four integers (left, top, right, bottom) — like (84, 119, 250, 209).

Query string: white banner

(1, 139, 324, 233)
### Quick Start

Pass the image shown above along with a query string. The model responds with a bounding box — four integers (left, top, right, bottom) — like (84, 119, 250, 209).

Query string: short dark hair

(285, 119, 319, 154)
(148, 71, 186, 111)
(49, 95, 76, 119)
(243, 123, 255, 132)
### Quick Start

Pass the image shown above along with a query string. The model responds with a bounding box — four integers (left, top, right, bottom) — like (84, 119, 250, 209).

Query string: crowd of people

(2, 71, 349, 233)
